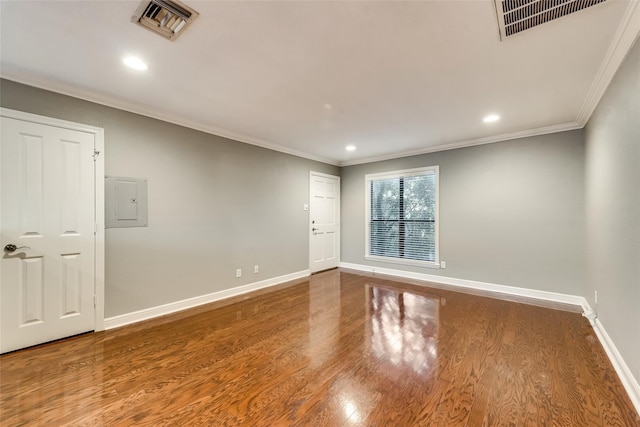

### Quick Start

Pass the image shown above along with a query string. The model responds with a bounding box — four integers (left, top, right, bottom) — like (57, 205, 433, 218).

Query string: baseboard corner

(592, 318, 640, 415)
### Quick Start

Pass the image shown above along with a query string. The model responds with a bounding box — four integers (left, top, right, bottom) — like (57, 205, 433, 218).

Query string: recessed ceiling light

(483, 114, 500, 123)
(346, 145, 356, 152)
(123, 56, 148, 71)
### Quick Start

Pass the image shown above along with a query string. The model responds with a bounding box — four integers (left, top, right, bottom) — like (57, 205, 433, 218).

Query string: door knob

(4, 244, 30, 252)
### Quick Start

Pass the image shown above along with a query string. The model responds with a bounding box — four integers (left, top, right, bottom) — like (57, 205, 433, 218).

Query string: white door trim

(0, 108, 105, 332)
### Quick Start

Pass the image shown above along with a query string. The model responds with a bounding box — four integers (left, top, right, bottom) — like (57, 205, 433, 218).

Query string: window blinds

(367, 167, 438, 265)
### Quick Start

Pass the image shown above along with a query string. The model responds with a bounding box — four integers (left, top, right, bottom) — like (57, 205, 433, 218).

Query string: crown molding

(0, 67, 340, 167)
(576, 0, 640, 125)
(0, 69, 587, 169)
(339, 121, 583, 167)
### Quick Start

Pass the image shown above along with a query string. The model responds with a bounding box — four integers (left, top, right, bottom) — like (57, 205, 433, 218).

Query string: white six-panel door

(1, 114, 99, 353)
(309, 172, 340, 273)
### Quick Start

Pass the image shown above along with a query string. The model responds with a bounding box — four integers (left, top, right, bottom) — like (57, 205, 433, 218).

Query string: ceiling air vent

(494, 0, 607, 39)
(132, 0, 199, 41)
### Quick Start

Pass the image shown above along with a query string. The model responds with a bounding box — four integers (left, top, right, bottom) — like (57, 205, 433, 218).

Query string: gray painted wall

(585, 38, 640, 383)
(341, 131, 586, 296)
(0, 79, 338, 317)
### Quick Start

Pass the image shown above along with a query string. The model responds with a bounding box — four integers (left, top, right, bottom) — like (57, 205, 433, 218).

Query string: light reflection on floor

(308, 279, 442, 425)
(367, 284, 439, 378)
(306, 276, 440, 424)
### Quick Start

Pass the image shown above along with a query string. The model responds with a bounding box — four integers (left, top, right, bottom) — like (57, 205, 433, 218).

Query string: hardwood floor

(1, 270, 638, 426)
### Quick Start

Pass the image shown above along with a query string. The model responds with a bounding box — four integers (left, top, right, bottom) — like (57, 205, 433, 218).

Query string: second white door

(309, 172, 340, 273)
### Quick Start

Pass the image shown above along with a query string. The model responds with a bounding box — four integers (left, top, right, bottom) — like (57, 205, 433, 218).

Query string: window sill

(365, 255, 440, 269)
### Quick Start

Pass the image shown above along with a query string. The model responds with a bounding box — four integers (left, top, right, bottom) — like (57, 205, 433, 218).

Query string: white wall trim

(0, 69, 339, 167)
(93, 121, 106, 332)
(339, 122, 582, 167)
(1, 106, 105, 134)
(576, 0, 640, 125)
(340, 261, 640, 415)
(340, 262, 586, 307)
(592, 318, 640, 415)
(2, 72, 583, 169)
(104, 270, 310, 330)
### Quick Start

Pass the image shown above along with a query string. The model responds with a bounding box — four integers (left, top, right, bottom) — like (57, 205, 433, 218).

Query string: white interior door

(309, 172, 340, 273)
(1, 114, 98, 353)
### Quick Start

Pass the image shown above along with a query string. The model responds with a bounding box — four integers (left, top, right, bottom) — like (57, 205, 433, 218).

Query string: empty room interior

(0, 0, 639, 425)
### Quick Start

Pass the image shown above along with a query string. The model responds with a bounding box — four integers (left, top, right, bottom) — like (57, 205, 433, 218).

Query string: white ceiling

(1, 1, 639, 166)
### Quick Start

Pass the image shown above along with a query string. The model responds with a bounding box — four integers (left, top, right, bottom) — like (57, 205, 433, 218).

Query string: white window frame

(365, 166, 439, 268)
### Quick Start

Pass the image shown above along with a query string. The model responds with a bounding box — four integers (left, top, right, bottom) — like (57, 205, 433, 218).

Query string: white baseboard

(340, 261, 640, 416)
(339, 262, 587, 307)
(592, 318, 640, 415)
(104, 270, 310, 330)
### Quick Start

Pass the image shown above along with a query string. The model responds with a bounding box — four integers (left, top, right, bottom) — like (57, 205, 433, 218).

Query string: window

(365, 166, 439, 267)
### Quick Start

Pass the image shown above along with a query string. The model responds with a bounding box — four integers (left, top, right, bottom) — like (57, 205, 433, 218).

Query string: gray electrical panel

(105, 176, 148, 228)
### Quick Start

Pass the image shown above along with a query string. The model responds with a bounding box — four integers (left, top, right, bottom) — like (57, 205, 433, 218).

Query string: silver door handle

(4, 244, 30, 253)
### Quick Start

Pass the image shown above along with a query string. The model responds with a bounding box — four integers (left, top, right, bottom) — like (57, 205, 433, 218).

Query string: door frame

(0, 108, 105, 332)
(308, 171, 340, 273)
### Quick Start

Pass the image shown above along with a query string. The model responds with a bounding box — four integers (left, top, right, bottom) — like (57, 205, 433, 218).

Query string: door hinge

(93, 150, 101, 161)
(93, 295, 97, 308)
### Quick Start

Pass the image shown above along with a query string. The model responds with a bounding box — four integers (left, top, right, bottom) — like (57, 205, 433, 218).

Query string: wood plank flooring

(1, 270, 638, 426)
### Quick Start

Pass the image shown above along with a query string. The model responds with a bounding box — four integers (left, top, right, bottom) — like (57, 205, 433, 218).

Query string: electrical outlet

(254, 265, 259, 274)
(236, 268, 242, 278)
(440, 261, 446, 269)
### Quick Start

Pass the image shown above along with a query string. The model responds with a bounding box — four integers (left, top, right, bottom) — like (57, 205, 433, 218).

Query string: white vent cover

(132, 0, 198, 41)
(494, 0, 607, 38)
